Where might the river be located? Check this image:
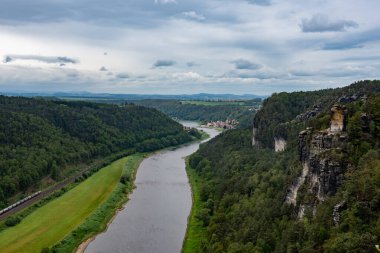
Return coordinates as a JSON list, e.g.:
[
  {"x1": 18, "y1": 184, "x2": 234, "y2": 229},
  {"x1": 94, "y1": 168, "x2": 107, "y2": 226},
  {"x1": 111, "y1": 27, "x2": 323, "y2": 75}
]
[{"x1": 85, "y1": 122, "x2": 219, "y2": 253}]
